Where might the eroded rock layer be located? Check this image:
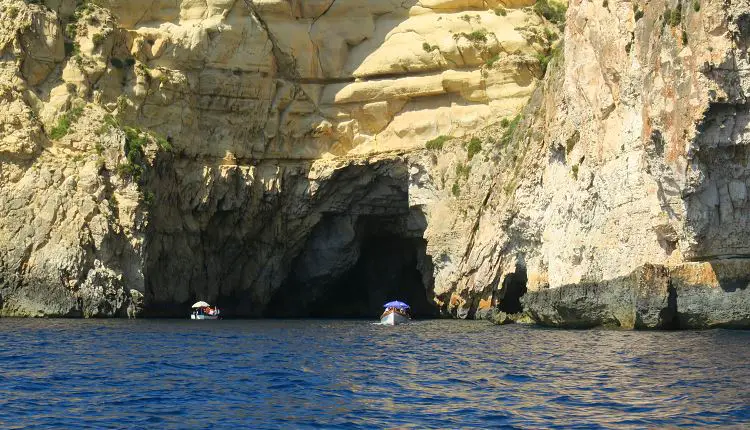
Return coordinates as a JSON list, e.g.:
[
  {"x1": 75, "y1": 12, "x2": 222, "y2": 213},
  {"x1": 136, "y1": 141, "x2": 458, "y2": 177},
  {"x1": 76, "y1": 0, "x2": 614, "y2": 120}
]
[{"x1": 0, "y1": 0, "x2": 748, "y2": 327}]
